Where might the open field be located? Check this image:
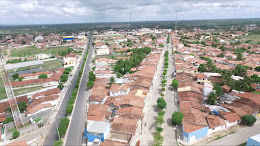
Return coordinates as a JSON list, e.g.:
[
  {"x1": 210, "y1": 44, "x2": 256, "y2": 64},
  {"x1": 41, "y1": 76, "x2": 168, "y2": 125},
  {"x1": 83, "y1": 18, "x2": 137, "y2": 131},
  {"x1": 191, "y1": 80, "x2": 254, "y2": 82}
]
[
  {"x1": 42, "y1": 59, "x2": 63, "y2": 71},
  {"x1": 13, "y1": 86, "x2": 42, "y2": 96},
  {"x1": 10, "y1": 45, "x2": 74, "y2": 57},
  {"x1": 241, "y1": 34, "x2": 260, "y2": 44},
  {"x1": 0, "y1": 79, "x2": 7, "y2": 100}
]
